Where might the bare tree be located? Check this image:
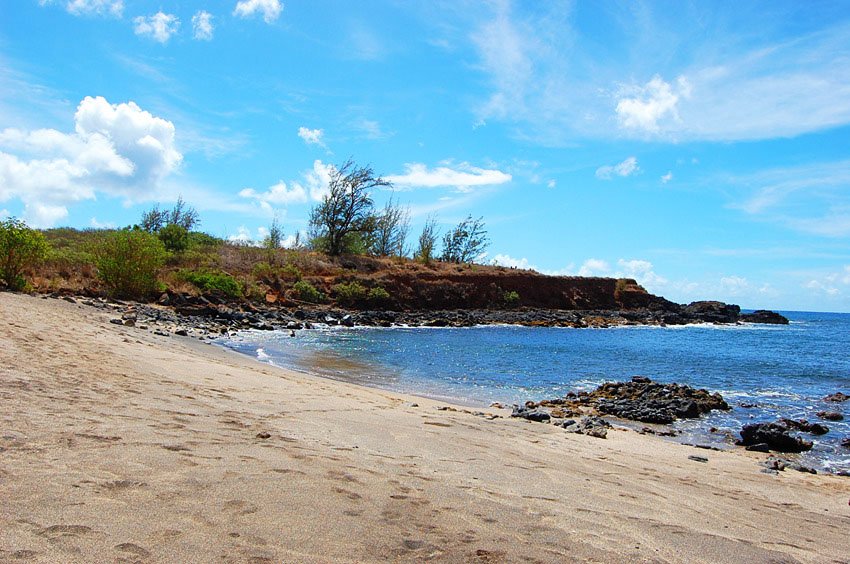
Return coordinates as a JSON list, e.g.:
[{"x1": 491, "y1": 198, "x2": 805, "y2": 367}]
[
  {"x1": 370, "y1": 197, "x2": 410, "y2": 257},
  {"x1": 414, "y1": 214, "x2": 439, "y2": 265},
  {"x1": 308, "y1": 159, "x2": 390, "y2": 256},
  {"x1": 440, "y1": 215, "x2": 488, "y2": 264}
]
